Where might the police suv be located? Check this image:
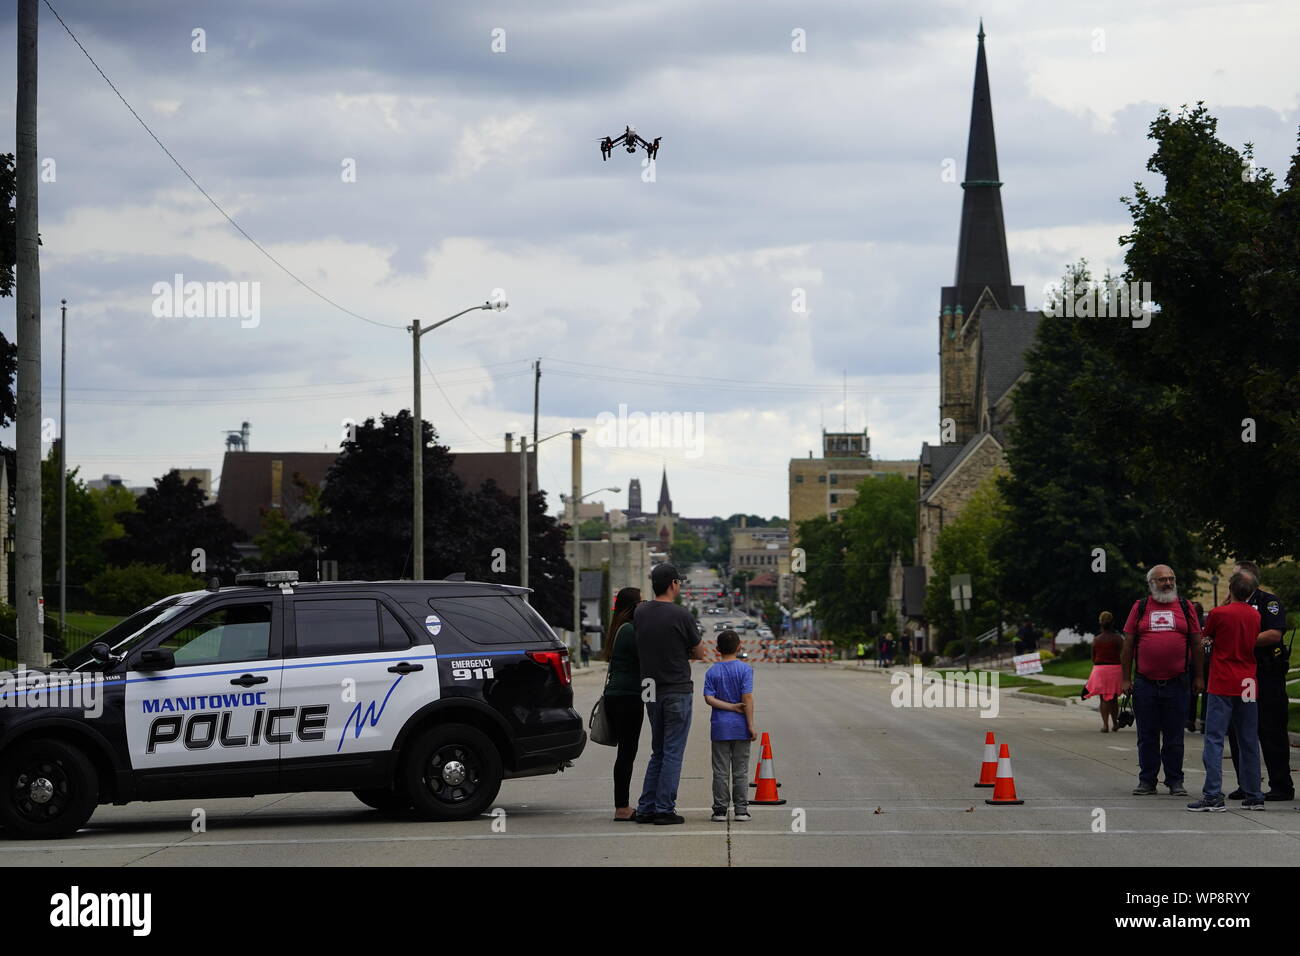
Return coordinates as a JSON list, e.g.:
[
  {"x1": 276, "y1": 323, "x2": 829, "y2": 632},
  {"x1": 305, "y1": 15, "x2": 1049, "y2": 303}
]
[{"x1": 0, "y1": 572, "x2": 586, "y2": 839}]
